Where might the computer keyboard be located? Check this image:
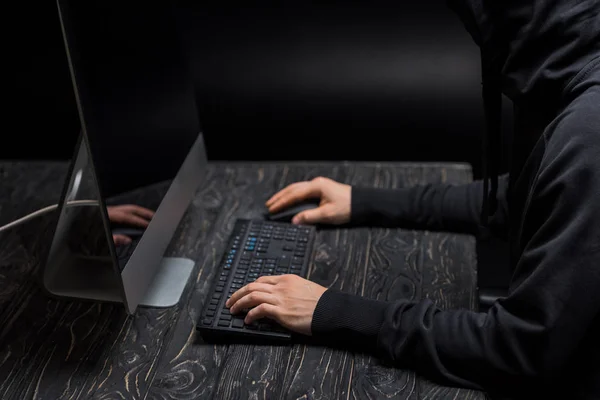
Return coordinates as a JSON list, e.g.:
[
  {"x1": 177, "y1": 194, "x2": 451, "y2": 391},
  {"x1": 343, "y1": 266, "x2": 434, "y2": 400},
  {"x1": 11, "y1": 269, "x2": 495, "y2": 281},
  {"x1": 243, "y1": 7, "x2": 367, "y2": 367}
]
[{"x1": 196, "y1": 218, "x2": 316, "y2": 340}]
